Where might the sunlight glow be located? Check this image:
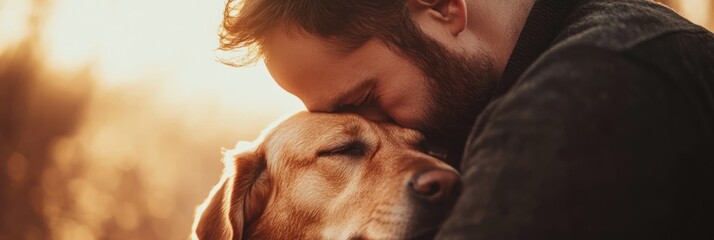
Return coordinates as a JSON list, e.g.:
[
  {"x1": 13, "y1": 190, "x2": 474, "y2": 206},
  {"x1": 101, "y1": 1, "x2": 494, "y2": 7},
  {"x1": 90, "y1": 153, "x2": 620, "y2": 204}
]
[
  {"x1": 680, "y1": 0, "x2": 712, "y2": 27},
  {"x1": 40, "y1": 0, "x2": 303, "y2": 115},
  {"x1": 0, "y1": 0, "x2": 32, "y2": 50},
  {"x1": 21, "y1": 0, "x2": 303, "y2": 239},
  {"x1": 42, "y1": 0, "x2": 103, "y2": 71},
  {"x1": 3, "y1": 0, "x2": 710, "y2": 239}
]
